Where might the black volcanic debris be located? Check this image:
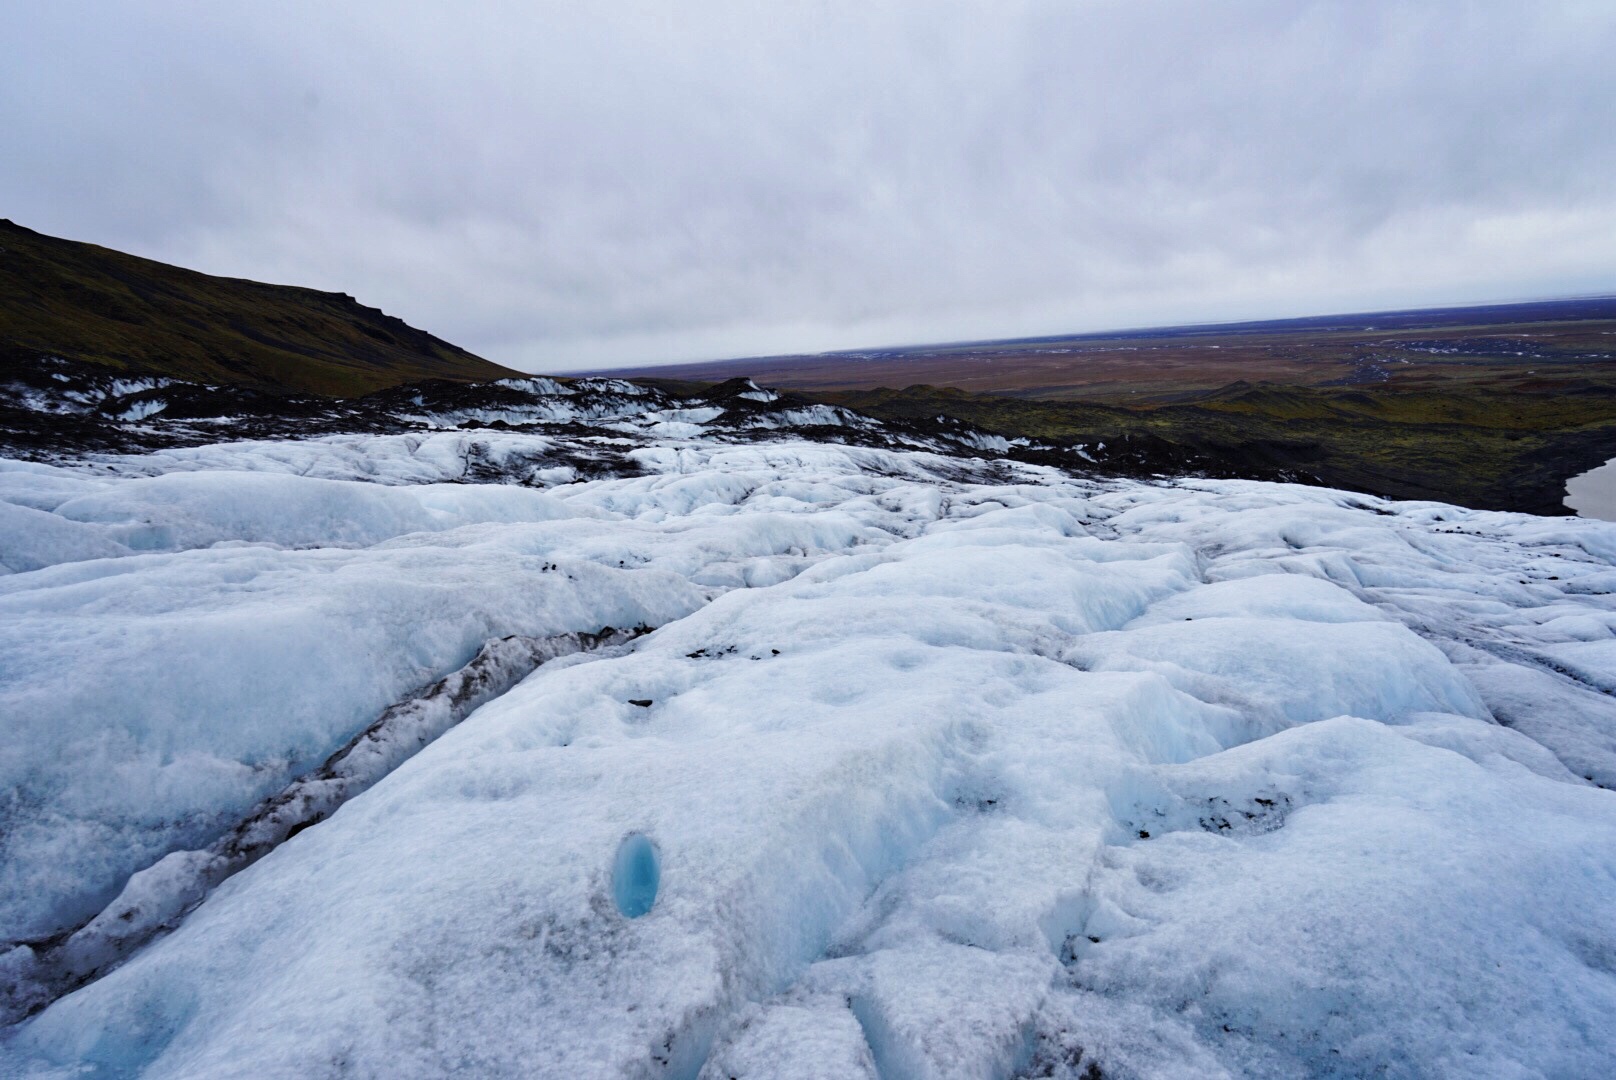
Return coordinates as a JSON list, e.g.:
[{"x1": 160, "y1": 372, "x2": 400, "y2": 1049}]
[
  {"x1": 6, "y1": 349, "x2": 1609, "y2": 513},
  {"x1": 823, "y1": 381, "x2": 1616, "y2": 516},
  {"x1": 0, "y1": 352, "x2": 1256, "y2": 489}
]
